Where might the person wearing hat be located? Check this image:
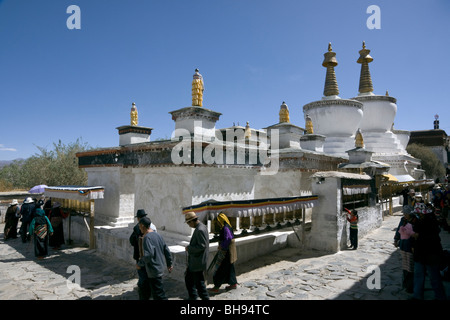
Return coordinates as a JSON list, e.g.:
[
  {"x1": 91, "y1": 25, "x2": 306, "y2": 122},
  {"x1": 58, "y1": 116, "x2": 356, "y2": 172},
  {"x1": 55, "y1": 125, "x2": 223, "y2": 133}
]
[
  {"x1": 48, "y1": 201, "x2": 68, "y2": 249},
  {"x1": 19, "y1": 197, "x2": 36, "y2": 243},
  {"x1": 129, "y1": 209, "x2": 157, "y2": 300},
  {"x1": 4, "y1": 199, "x2": 20, "y2": 240},
  {"x1": 184, "y1": 211, "x2": 210, "y2": 300},
  {"x1": 136, "y1": 216, "x2": 173, "y2": 300}
]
